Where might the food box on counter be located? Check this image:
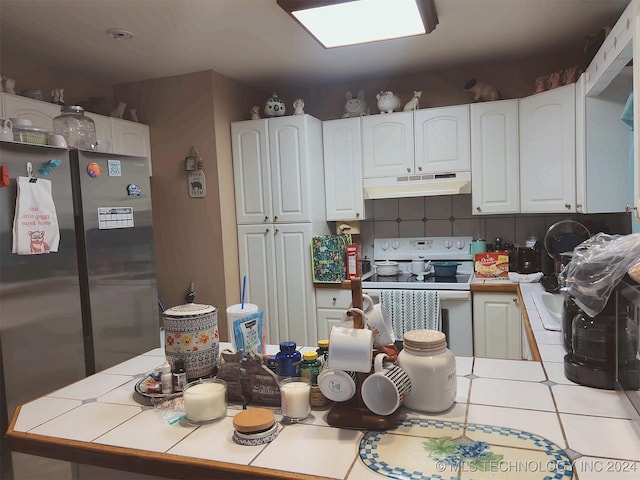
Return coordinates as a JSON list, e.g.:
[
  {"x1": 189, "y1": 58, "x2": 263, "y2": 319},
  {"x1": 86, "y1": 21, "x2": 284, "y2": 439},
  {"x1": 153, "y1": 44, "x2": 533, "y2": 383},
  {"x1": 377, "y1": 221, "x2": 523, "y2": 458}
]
[{"x1": 474, "y1": 252, "x2": 509, "y2": 278}]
